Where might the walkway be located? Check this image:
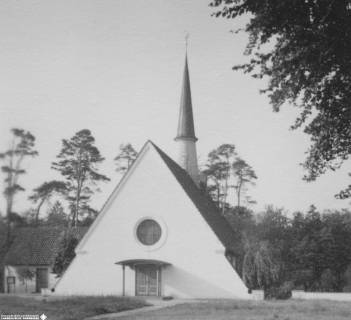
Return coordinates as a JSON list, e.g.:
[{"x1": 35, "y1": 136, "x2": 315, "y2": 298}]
[{"x1": 84, "y1": 298, "x2": 199, "y2": 320}]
